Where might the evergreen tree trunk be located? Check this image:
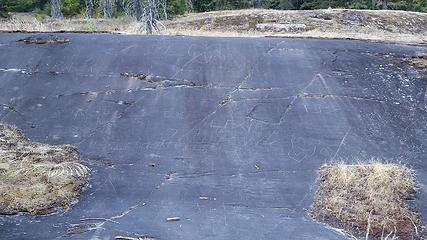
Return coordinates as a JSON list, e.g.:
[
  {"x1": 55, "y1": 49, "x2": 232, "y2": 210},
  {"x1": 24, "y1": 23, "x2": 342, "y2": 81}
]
[{"x1": 51, "y1": 0, "x2": 63, "y2": 18}]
